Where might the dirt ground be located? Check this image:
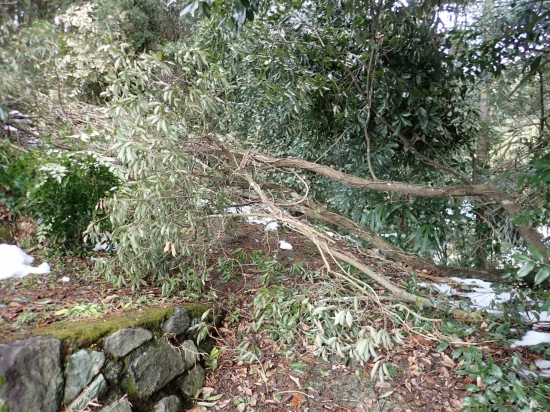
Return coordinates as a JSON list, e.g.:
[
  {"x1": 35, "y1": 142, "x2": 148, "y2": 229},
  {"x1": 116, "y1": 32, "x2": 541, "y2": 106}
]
[{"x1": 0, "y1": 223, "x2": 543, "y2": 411}]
